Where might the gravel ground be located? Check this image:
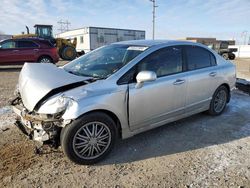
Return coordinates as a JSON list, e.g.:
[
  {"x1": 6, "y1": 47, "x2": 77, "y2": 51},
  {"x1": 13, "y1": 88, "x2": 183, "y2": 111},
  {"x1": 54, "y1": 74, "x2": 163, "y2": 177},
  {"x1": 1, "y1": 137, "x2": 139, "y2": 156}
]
[{"x1": 0, "y1": 60, "x2": 250, "y2": 187}]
